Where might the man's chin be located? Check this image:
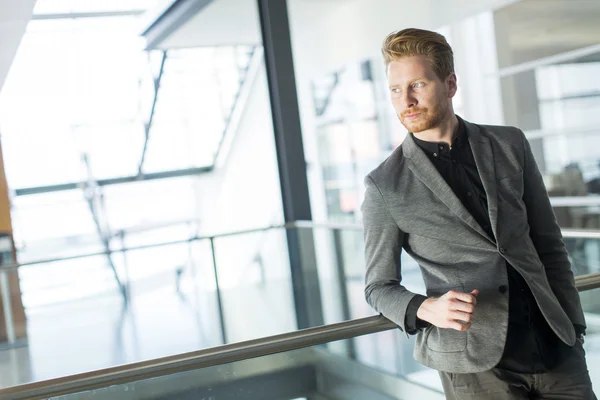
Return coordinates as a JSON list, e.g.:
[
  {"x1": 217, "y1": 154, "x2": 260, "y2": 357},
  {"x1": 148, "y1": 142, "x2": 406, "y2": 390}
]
[{"x1": 402, "y1": 120, "x2": 432, "y2": 133}]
